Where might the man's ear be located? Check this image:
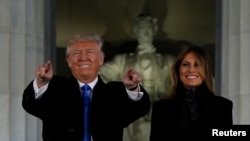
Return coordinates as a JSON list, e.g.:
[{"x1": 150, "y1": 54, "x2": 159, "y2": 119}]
[
  {"x1": 66, "y1": 57, "x2": 72, "y2": 67},
  {"x1": 99, "y1": 52, "x2": 104, "y2": 65}
]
